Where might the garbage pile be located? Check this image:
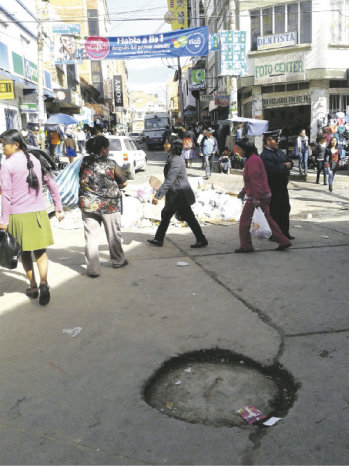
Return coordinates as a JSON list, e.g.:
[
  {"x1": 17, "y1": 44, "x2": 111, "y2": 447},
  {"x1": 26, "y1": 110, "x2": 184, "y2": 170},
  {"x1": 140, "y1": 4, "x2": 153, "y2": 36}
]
[
  {"x1": 51, "y1": 176, "x2": 242, "y2": 230},
  {"x1": 121, "y1": 176, "x2": 242, "y2": 228}
]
